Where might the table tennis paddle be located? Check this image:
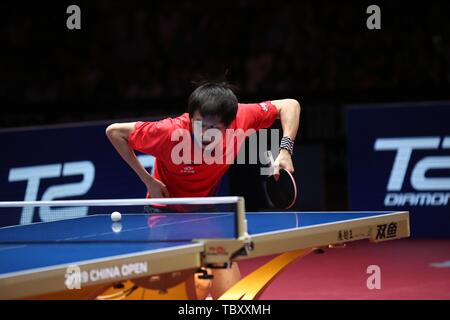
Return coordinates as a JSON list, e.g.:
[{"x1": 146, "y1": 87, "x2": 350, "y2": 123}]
[{"x1": 264, "y1": 151, "x2": 298, "y2": 209}]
